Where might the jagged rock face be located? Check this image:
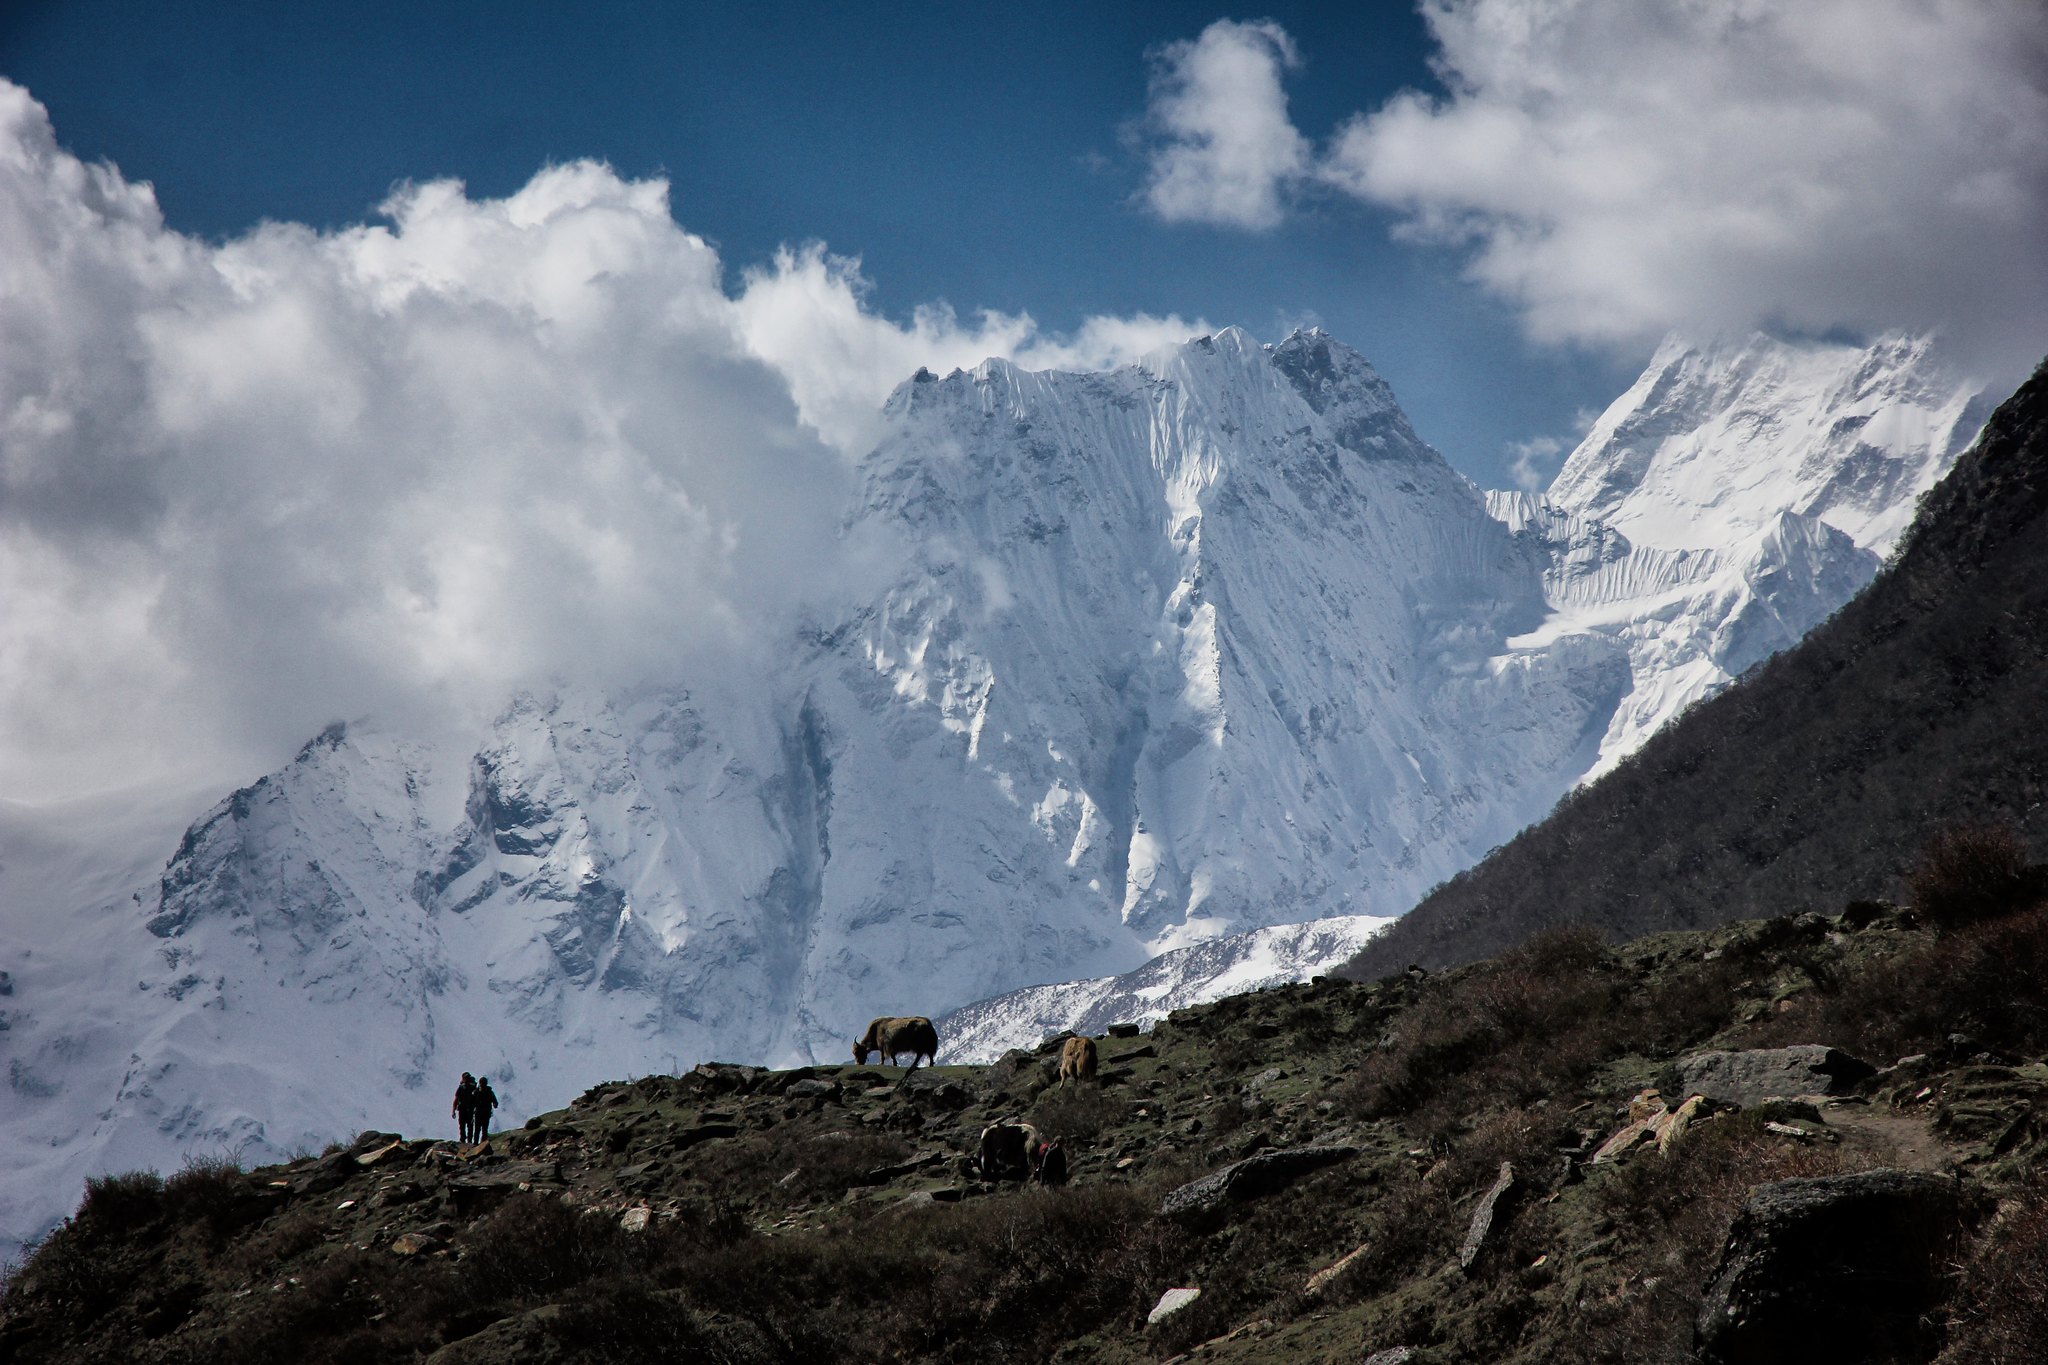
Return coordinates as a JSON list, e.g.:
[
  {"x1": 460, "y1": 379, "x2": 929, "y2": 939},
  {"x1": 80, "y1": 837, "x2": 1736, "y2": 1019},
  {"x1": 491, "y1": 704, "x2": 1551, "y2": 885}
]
[{"x1": 0, "y1": 328, "x2": 1984, "y2": 1256}]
